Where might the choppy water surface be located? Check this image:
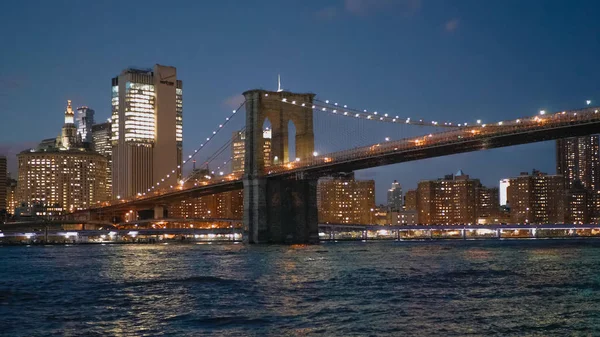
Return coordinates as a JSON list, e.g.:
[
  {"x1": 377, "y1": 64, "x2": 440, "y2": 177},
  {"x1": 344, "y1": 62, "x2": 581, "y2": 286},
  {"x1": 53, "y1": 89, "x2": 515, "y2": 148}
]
[{"x1": 1, "y1": 240, "x2": 600, "y2": 336}]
